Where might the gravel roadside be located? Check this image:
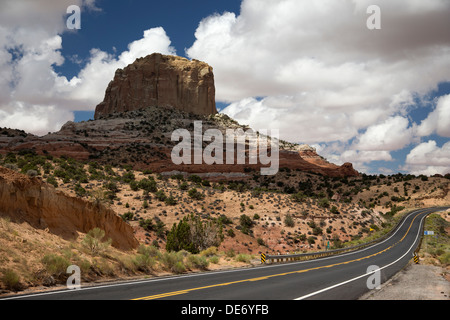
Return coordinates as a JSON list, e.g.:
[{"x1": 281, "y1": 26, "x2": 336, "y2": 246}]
[{"x1": 359, "y1": 262, "x2": 449, "y2": 300}]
